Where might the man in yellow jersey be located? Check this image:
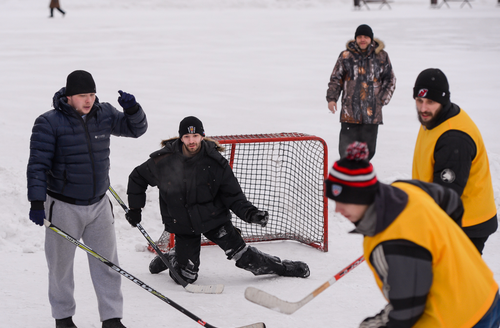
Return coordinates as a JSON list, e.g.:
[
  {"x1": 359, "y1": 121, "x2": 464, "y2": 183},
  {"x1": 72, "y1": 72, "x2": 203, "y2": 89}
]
[
  {"x1": 412, "y1": 68, "x2": 497, "y2": 254},
  {"x1": 325, "y1": 142, "x2": 500, "y2": 327}
]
